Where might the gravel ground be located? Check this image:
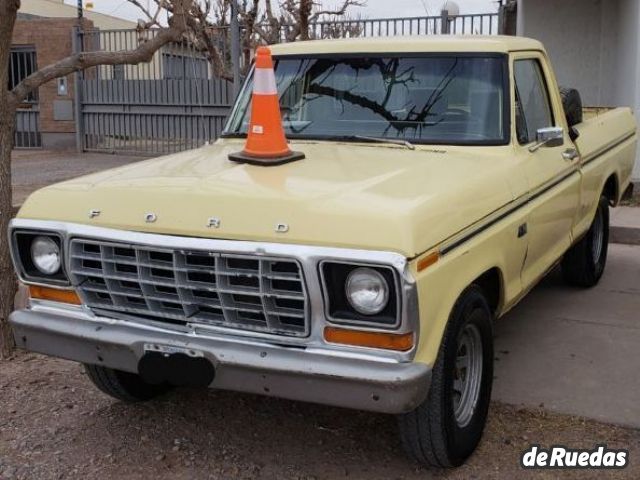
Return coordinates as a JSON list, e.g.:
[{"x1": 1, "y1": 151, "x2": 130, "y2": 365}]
[{"x1": 1, "y1": 352, "x2": 639, "y2": 480}]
